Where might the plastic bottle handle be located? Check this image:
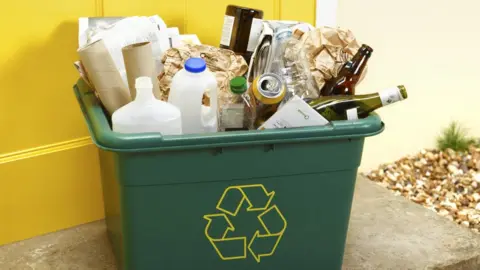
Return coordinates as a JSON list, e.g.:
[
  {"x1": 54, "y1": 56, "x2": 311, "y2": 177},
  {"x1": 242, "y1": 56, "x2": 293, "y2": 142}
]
[{"x1": 201, "y1": 74, "x2": 218, "y2": 130}]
